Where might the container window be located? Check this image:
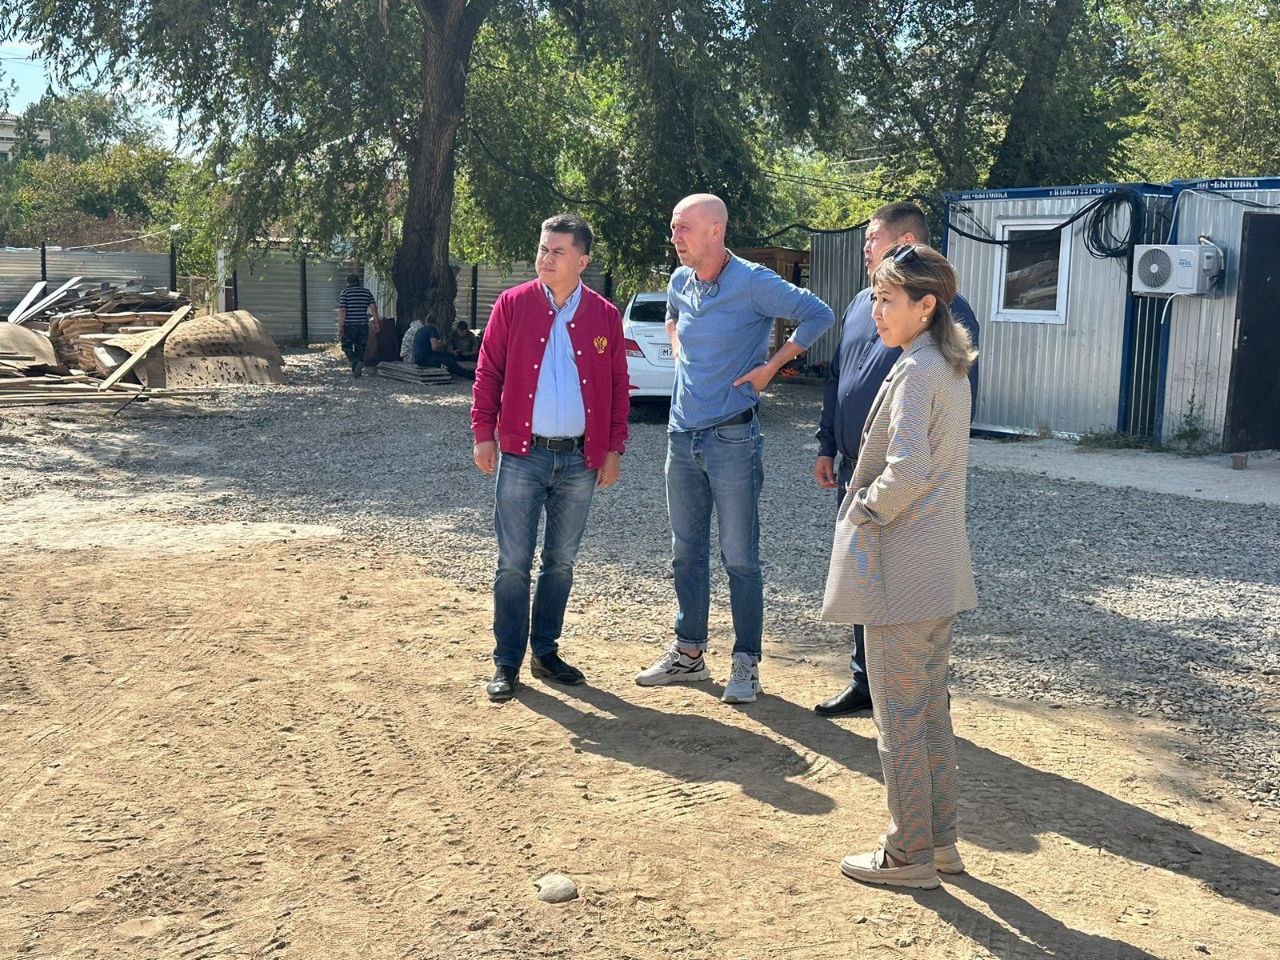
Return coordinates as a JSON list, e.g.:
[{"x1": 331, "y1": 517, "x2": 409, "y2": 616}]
[{"x1": 994, "y1": 220, "x2": 1070, "y2": 324}]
